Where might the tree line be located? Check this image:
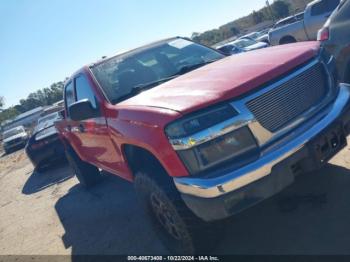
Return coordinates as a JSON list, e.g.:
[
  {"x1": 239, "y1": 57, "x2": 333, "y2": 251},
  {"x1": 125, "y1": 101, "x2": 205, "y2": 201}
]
[
  {"x1": 0, "y1": 81, "x2": 64, "y2": 126},
  {"x1": 0, "y1": 0, "x2": 314, "y2": 127},
  {"x1": 191, "y1": 0, "x2": 311, "y2": 46}
]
